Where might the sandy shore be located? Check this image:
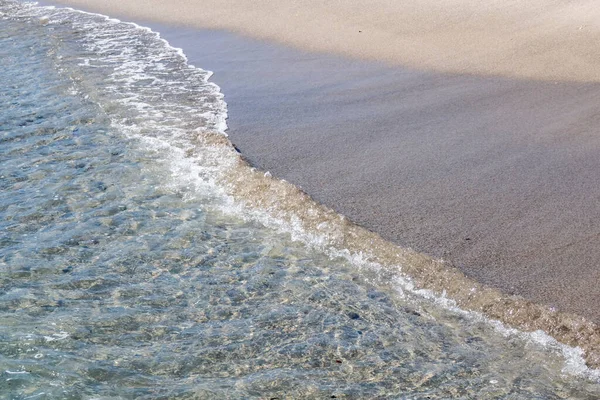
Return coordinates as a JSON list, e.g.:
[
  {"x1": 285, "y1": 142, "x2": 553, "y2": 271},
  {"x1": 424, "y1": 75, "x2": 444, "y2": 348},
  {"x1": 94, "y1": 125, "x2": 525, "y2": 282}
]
[
  {"x1": 45, "y1": 1, "x2": 600, "y2": 323},
  {"x1": 147, "y1": 26, "x2": 600, "y2": 322},
  {"x1": 50, "y1": 0, "x2": 600, "y2": 83}
]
